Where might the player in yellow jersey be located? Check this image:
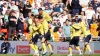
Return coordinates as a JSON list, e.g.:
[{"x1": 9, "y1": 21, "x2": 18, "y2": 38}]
[
  {"x1": 38, "y1": 15, "x2": 53, "y2": 56},
  {"x1": 28, "y1": 15, "x2": 41, "y2": 56},
  {"x1": 79, "y1": 19, "x2": 92, "y2": 56},
  {"x1": 68, "y1": 19, "x2": 82, "y2": 56},
  {"x1": 38, "y1": 8, "x2": 52, "y2": 23}
]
